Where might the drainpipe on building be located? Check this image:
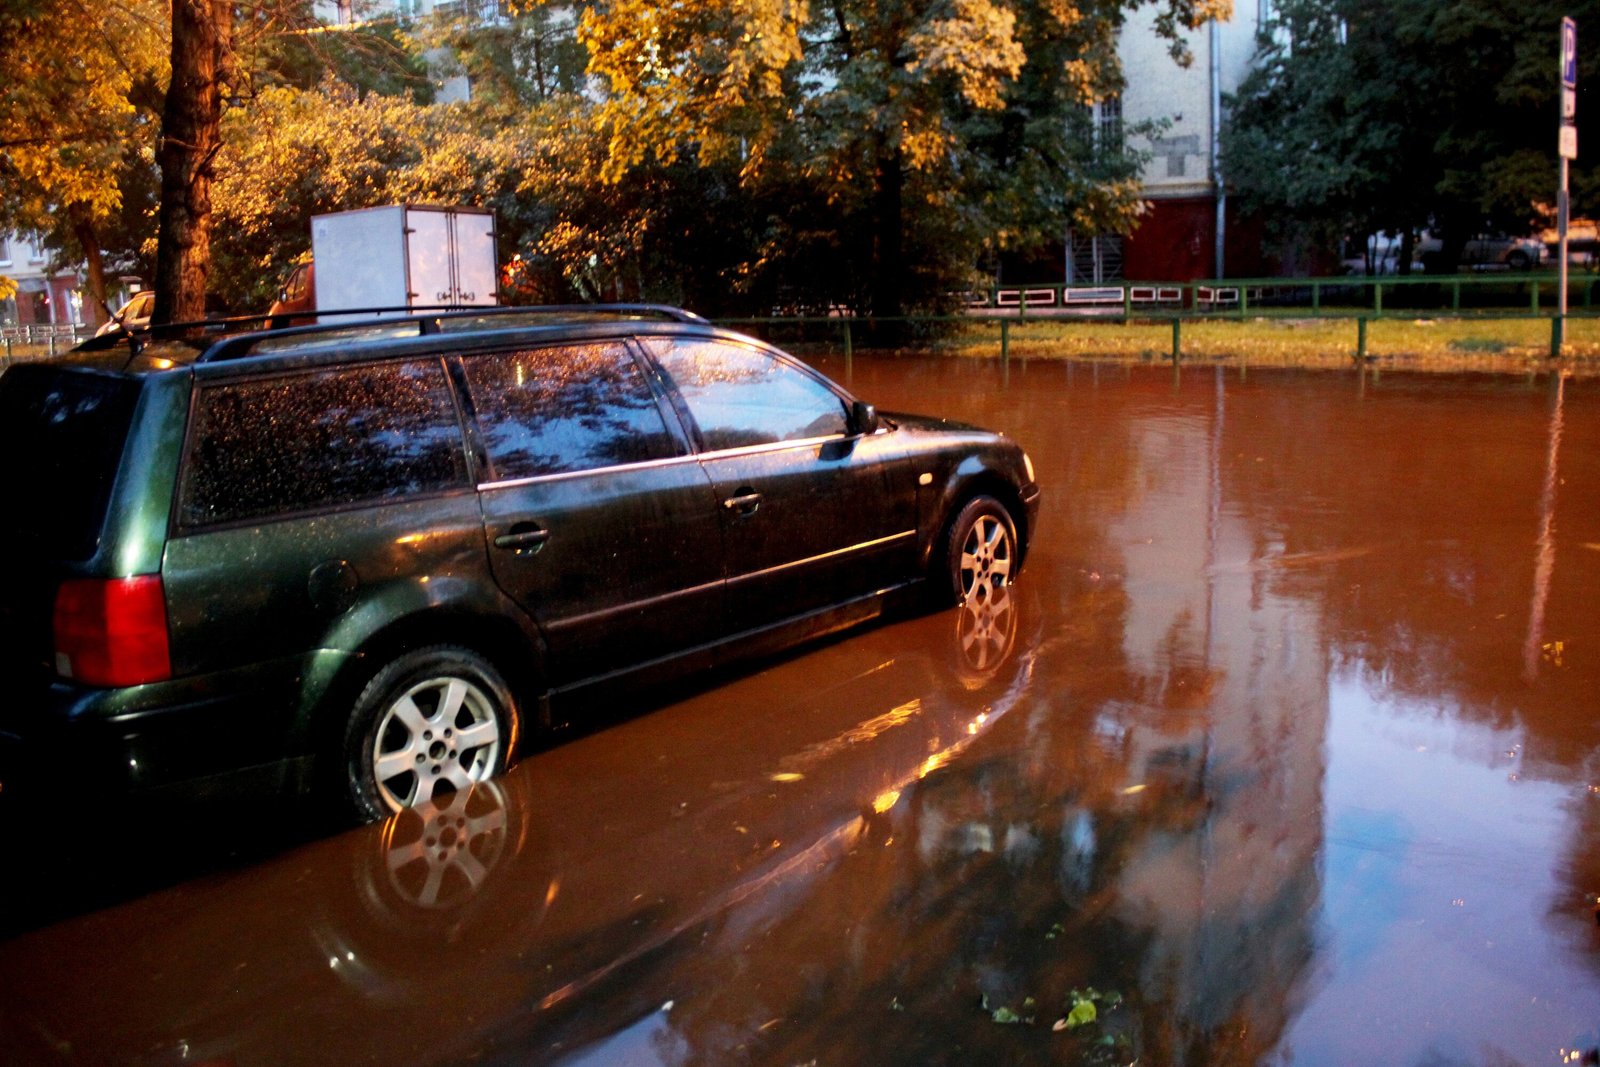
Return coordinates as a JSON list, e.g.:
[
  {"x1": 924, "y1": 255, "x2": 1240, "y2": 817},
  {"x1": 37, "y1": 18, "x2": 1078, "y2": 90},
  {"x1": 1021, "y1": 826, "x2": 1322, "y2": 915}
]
[{"x1": 1211, "y1": 19, "x2": 1225, "y2": 279}]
